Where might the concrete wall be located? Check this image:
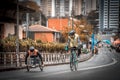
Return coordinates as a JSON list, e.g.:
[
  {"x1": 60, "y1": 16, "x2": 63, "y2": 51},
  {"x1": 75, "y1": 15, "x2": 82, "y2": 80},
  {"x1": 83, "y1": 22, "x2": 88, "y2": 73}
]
[
  {"x1": 4, "y1": 23, "x2": 23, "y2": 39},
  {"x1": 4, "y1": 23, "x2": 15, "y2": 37},
  {"x1": 19, "y1": 26, "x2": 23, "y2": 39}
]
